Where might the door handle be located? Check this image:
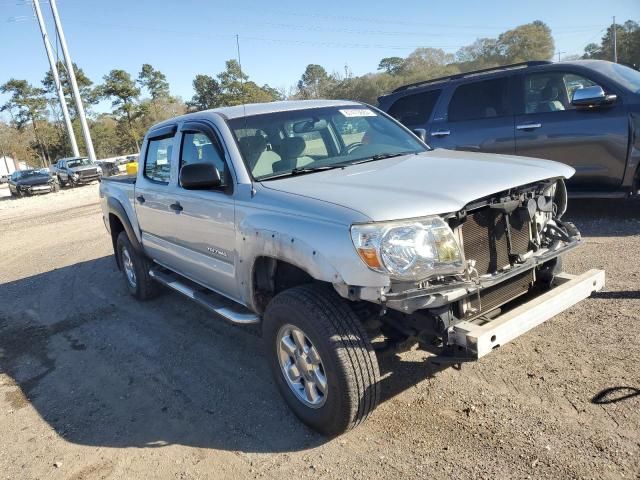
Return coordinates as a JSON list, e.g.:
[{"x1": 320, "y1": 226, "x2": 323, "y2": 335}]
[
  {"x1": 136, "y1": 195, "x2": 145, "y2": 204},
  {"x1": 516, "y1": 123, "x2": 542, "y2": 130},
  {"x1": 431, "y1": 130, "x2": 451, "y2": 137},
  {"x1": 169, "y1": 202, "x2": 183, "y2": 213}
]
